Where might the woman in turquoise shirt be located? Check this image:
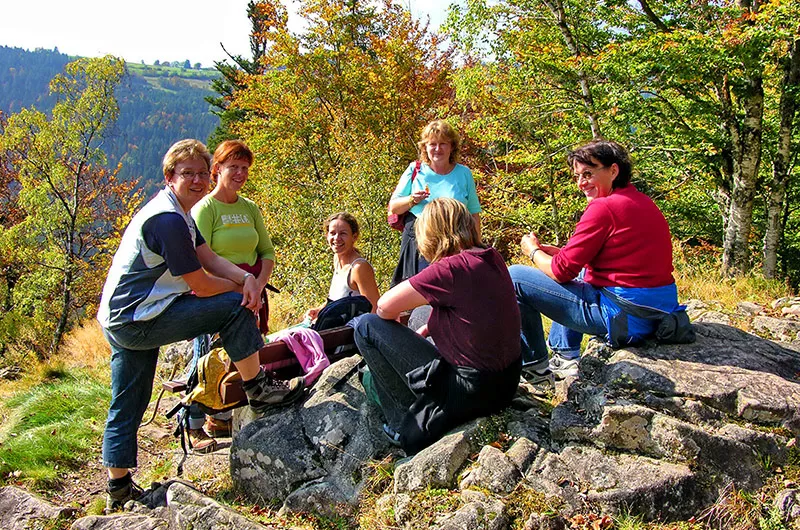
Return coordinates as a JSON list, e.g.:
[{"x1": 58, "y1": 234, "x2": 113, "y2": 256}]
[{"x1": 388, "y1": 120, "x2": 482, "y2": 286}]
